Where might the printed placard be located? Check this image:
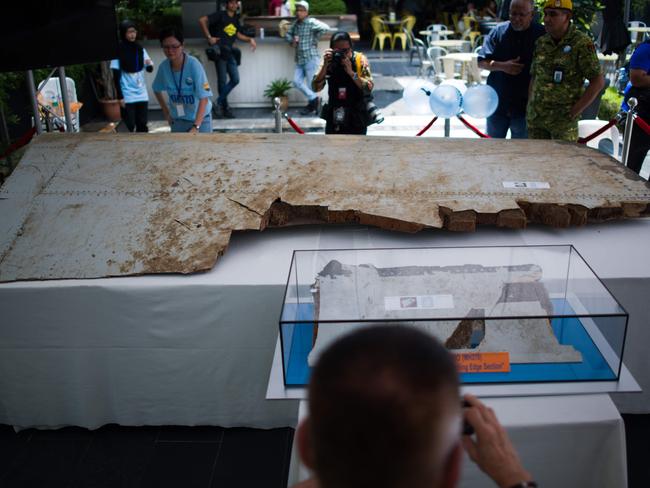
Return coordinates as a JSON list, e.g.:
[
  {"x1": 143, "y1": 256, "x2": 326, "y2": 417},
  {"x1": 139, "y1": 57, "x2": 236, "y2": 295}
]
[
  {"x1": 454, "y1": 352, "x2": 510, "y2": 373},
  {"x1": 384, "y1": 294, "x2": 454, "y2": 311},
  {"x1": 502, "y1": 181, "x2": 550, "y2": 189}
]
